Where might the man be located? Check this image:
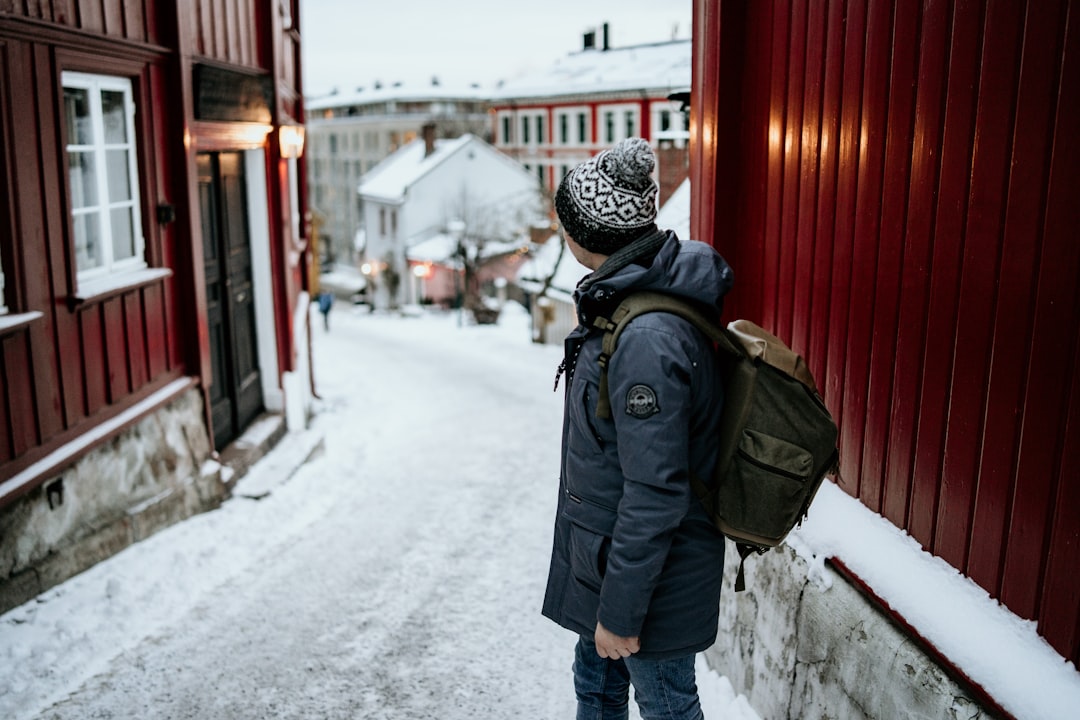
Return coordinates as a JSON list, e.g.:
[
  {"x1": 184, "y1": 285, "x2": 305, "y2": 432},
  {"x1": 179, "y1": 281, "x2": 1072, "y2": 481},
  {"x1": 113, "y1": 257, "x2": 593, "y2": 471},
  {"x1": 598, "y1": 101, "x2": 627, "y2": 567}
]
[{"x1": 543, "y1": 137, "x2": 734, "y2": 720}]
